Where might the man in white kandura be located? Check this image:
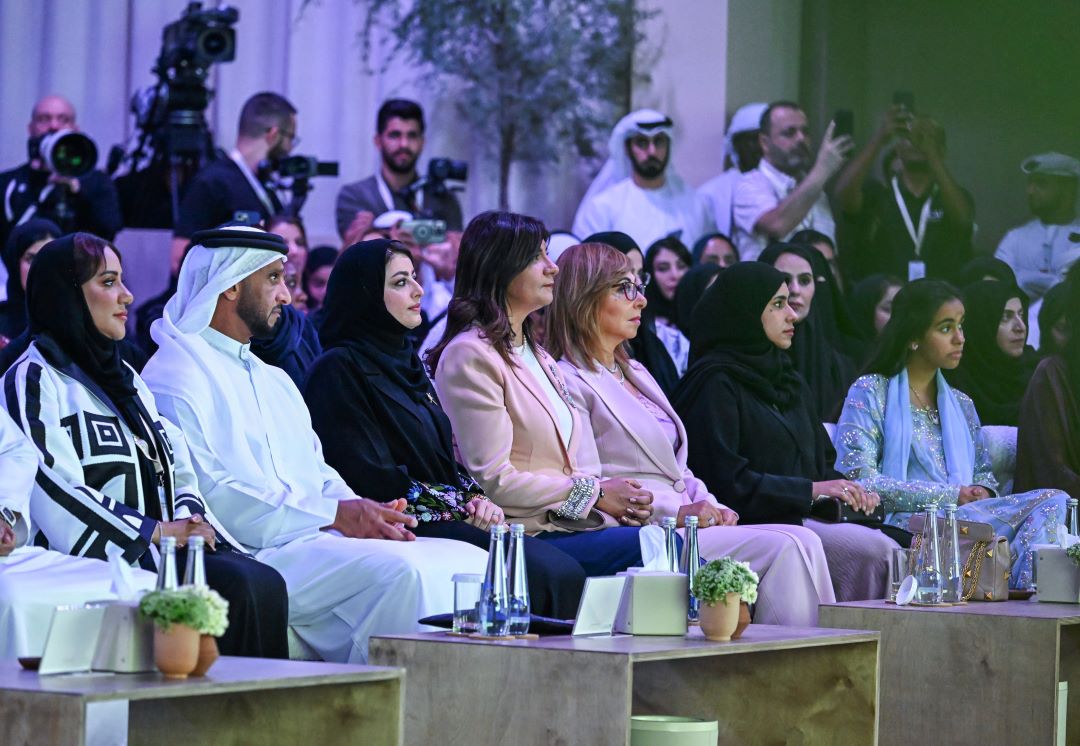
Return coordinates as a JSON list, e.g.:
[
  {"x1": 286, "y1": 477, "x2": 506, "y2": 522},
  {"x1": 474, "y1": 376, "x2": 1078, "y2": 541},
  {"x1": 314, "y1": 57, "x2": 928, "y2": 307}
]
[
  {"x1": 0, "y1": 406, "x2": 155, "y2": 658},
  {"x1": 141, "y1": 225, "x2": 485, "y2": 663},
  {"x1": 572, "y1": 108, "x2": 713, "y2": 248}
]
